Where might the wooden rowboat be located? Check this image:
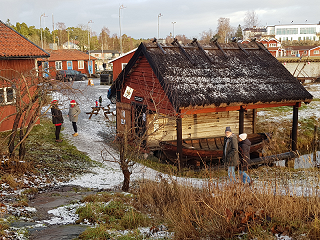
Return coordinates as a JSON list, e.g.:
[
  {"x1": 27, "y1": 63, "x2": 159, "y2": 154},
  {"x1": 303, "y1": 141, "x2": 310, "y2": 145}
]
[{"x1": 159, "y1": 133, "x2": 270, "y2": 165}]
